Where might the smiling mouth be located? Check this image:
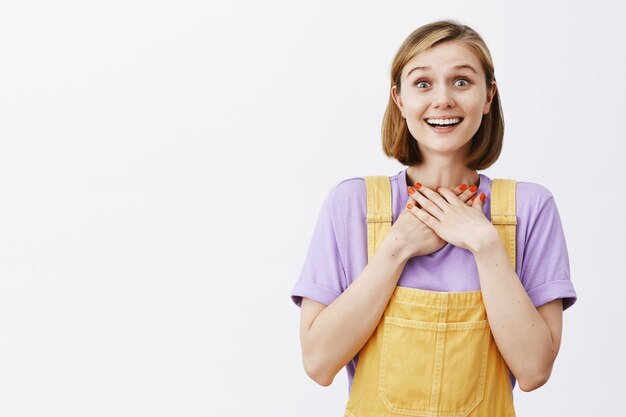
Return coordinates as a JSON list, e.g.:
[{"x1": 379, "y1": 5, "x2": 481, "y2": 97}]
[{"x1": 425, "y1": 117, "x2": 464, "y2": 128}]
